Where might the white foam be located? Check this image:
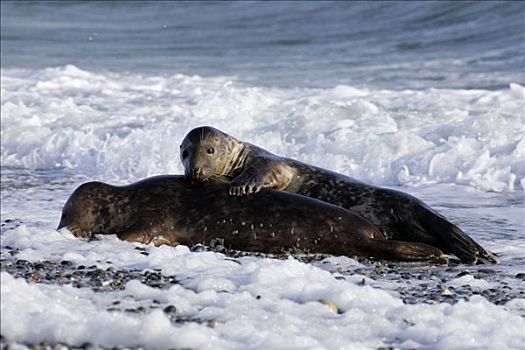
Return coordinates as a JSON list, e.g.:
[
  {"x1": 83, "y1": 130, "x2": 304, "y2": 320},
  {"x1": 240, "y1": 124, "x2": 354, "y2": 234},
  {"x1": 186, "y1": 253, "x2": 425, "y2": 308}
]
[
  {"x1": 1, "y1": 273, "x2": 218, "y2": 349},
  {"x1": 2, "y1": 226, "x2": 524, "y2": 350},
  {"x1": 1, "y1": 65, "x2": 523, "y2": 191},
  {"x1": 447, "y1": 275, "x2": 495, "y2": 291}
]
